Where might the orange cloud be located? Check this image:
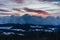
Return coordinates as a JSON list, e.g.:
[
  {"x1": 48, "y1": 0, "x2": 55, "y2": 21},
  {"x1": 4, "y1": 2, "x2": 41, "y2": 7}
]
[{"x1": 24, "y1": 8, "x2": 50, "y2": 17}]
